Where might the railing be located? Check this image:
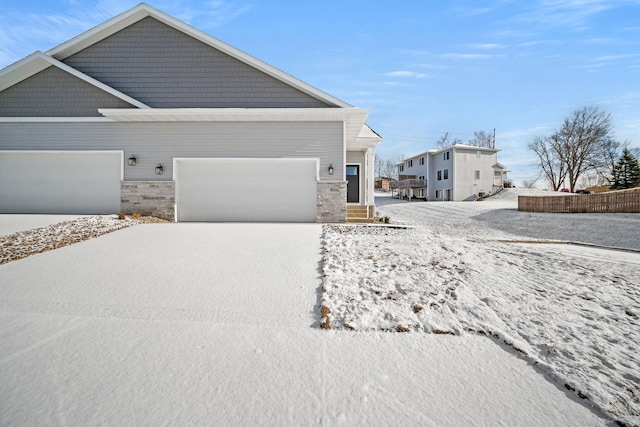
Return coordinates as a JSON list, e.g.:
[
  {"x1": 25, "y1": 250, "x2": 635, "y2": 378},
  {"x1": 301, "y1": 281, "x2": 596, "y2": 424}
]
[
  {"x1": 518, "y1": 188, "x2": 640, "y2": 213},
  {"x1": 390, "y1": 179, "x2": 426, "y2": 189}
]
